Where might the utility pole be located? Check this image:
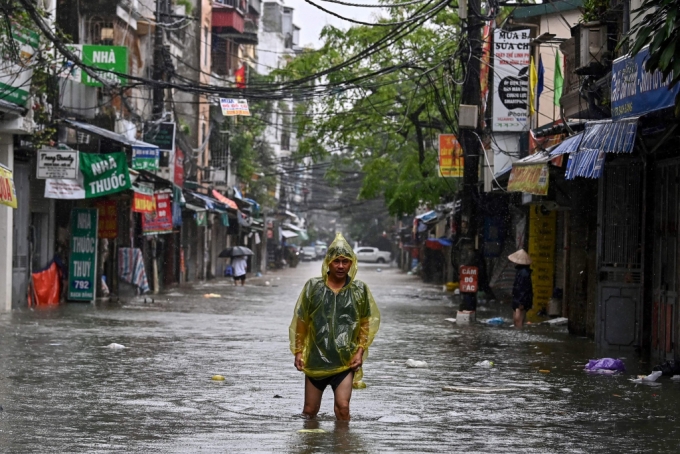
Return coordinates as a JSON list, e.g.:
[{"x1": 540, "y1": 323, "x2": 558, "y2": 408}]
[
  {"x1": 152, "y1": 0, "x2": 166, "y2": 117},
  {"x1": 457, "y1": 0, "x2": 483, "y2": 311}
]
